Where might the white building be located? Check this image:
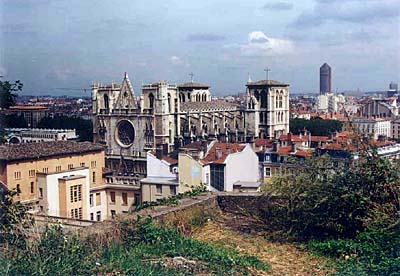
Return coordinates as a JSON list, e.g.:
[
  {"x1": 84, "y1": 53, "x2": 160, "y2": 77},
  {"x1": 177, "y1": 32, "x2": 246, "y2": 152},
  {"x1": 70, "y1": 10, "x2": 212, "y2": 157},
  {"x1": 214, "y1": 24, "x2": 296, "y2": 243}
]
[
  {"x1": 5, "y1": 128, "x2": 78, "y2": 144},
  {"x1": 201, "y1": 143, "x2": 259, "y2": 192},
  {"x1": 352, "y1": 118, "x2": 391, "y2": 139},
  {"x1": 317, "y1": 93, "x2": 345, "y2": 112}
]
